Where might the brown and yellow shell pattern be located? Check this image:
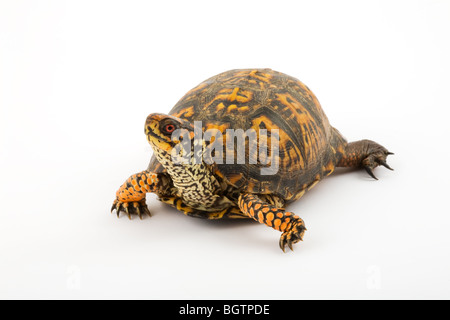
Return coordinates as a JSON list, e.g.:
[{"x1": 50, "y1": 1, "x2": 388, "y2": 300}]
[{"x1": 148, "y1": 69, "x2": 347, "y2": 203}]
